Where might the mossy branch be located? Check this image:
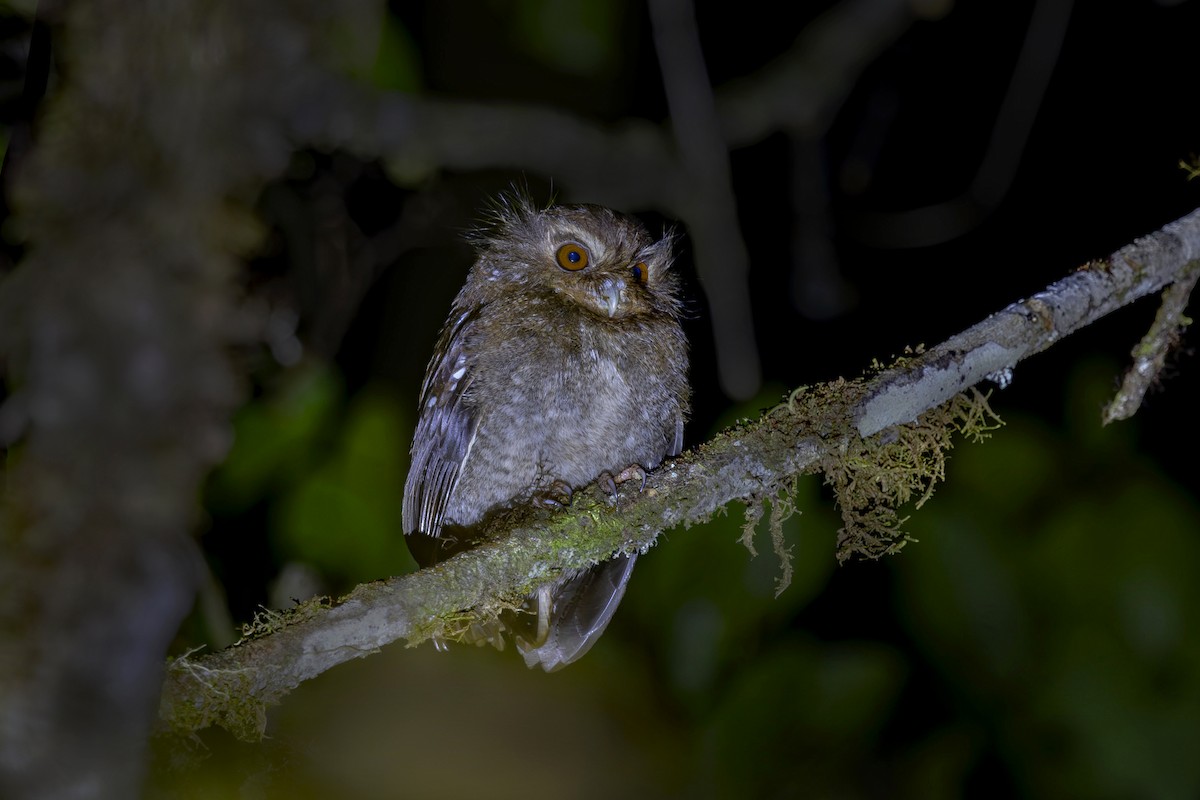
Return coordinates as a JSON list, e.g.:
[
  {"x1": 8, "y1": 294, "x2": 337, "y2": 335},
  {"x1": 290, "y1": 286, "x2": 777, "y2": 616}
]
[{"x1": 159, "y1": 207, "x2": 1200, "y2": 740}]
